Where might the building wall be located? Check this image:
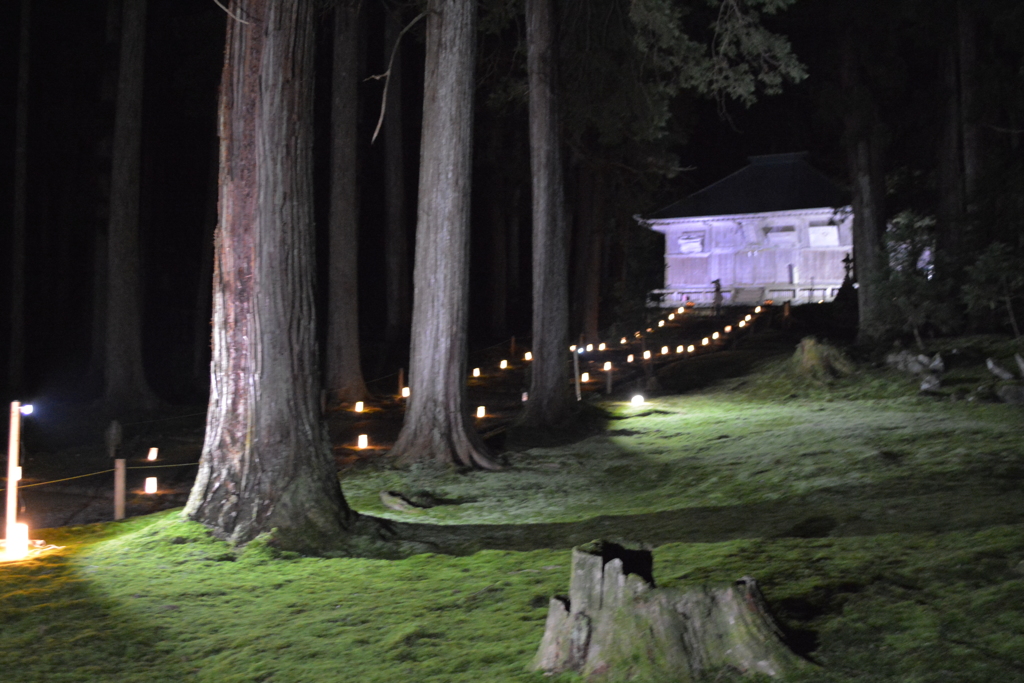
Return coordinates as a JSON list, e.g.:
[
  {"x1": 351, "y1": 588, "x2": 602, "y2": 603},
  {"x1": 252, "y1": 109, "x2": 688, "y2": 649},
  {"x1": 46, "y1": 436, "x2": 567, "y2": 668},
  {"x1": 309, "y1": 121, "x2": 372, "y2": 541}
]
[{"x1": 648, "y1": 207, "x2": 853, "y2": 306}]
